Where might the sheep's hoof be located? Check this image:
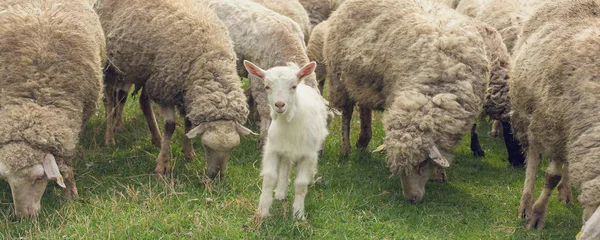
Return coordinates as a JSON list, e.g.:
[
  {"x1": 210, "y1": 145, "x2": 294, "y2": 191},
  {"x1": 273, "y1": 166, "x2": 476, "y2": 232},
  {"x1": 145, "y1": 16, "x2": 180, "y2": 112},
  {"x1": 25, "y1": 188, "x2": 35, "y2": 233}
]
[
  {"x1": 104, "y1": 138, "x2": 115, "y2": 146},
  {"x1": 525, "y1": 206, "x2": 547, "y2": 230},
  {"x1": 431, "y1": 167, "x2": 447, "y2": 183},
  {"x1": 488, "y1": 130, "x2": 499, "y2": 137},
  {"x1": 62, "y1": 186, "x2": 79, "y2": 200},
  {"x1": 151, "y1": 138, "x2": 162, "y2": 148},
  {"x1": 472, "y1": 149, "x2": 485, "y2": 158},
  {"x1": 154, "y1": 165, "x2": 170, "y2": 175},
  {"x1": 518, "y1": 192, "x2": 533, "y2": 219},
  {"x1": 183, "y1": 150, "x2": 197, "y2": 161},
  {"x1": 558, "y1": 184, "x2": 573, "y2": 205}
]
